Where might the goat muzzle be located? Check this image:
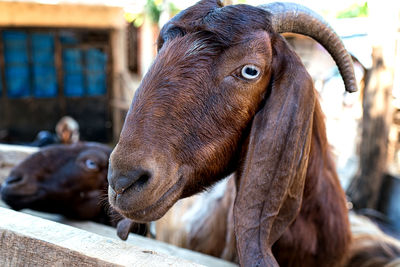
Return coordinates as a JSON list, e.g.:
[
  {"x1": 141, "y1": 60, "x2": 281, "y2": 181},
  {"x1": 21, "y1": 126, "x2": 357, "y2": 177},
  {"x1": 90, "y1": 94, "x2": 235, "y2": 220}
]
[
  {"x1": 107, "y1": 167, "x2": 152, "y2": 195},
  {"x1": 107, "y1": 153, "x2": 185, "y2": 222}
]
